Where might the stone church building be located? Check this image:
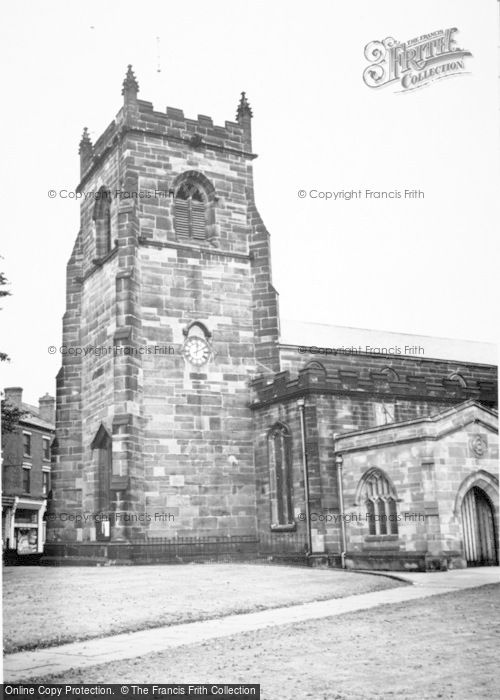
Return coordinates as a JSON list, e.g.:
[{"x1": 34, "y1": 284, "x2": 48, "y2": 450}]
[{"x1": 46, "y1": 67, "x2": 498, "y2": 570}]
